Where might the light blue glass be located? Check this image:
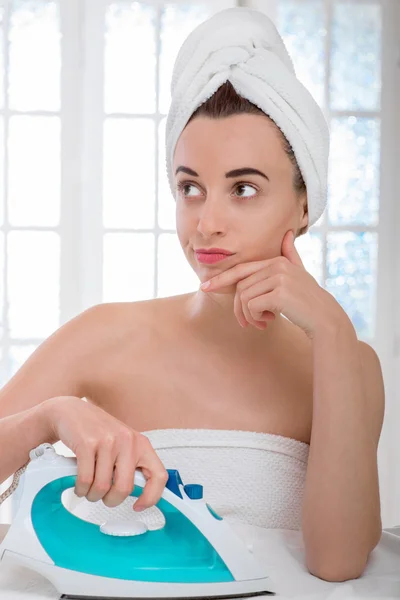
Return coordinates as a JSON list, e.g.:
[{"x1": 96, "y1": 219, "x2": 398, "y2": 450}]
[
  {"x1": 7, "y1": 231, "x2": 60, "y2": 339},
  {"x1": 0, "y1": 117, "x2": 3, "y2": 226},
  {"x1": 158, "y1": 233, "x2": 199, "y2": 297},
  {"x1": 277, "y1": 0, "x2": 326, "y2": 107},
  {"x1": 158, "y1": 116, "x2": 175, "y2": 230},
  {"x1": 159, "y1": 5, "x2": 218, "y2": 114},
  {"x1": 105, "y1": 2, "x2": 157, "y2": 114},
  {"x1": 326, "y1": 232, "x2": 377, "y2": 339},
  {"x1": 328, "y1": 117, "x2": 380, "y2": 226},
  {"x1": 103, "y1": 118, "x2": 155, "y2": 229},
  {"x1": 0, "y1": 5, "x2": 3, "y2": 110},
  {"x1": 9, "y1": 0, "x2": 60, "y2": 111},
  {"x1": 330, "y1": 2, "x2": 381, "y2": 111},
  {"x1": 8, "y1": 116, "x2": 61, "y2": 227},
  {"x1": 295, "y1": 230, "x2": 323, "y2": 286},
  {"x1": 0, "y1": 231, "x2": 3, "y2": 342},
  {"x1": 9, "y1": 344, "x2": 38, "y2": 378},
  {"x1": 0, "y1": 347, "x2": 6, "y2": 389},
  {"x1": 103, "y1": 233, "x2": 155, "y2": 303}
]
